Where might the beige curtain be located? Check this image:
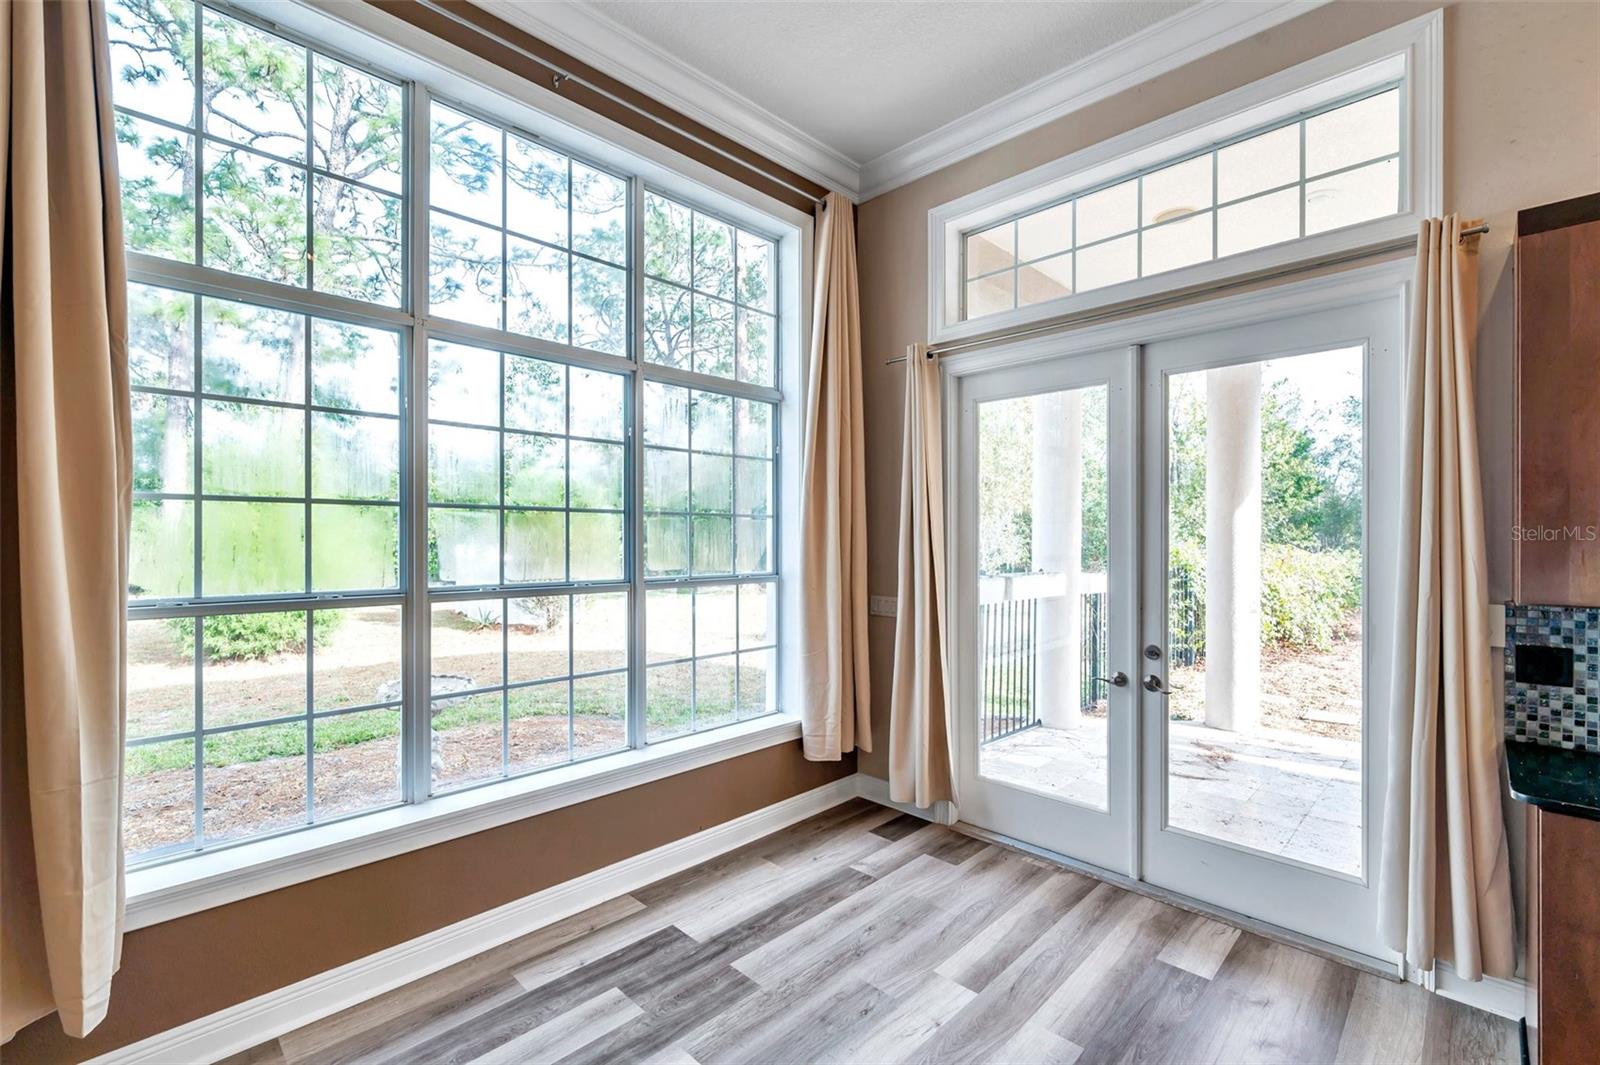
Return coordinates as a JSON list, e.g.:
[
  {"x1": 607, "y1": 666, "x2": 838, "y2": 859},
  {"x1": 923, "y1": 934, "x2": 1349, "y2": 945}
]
[
  {"x1": 1377, "y1": 216, "x2": 1515, "y2": 982},
  {"x1": 1, "y1": 0, "x2": 131, "y2": 1042},
  {"x1": 888, "y1": 345, "x2": 954, "y2": 808},
  {"x1": 798, "y1": 192, "x2": 871, "y2": 760}
]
